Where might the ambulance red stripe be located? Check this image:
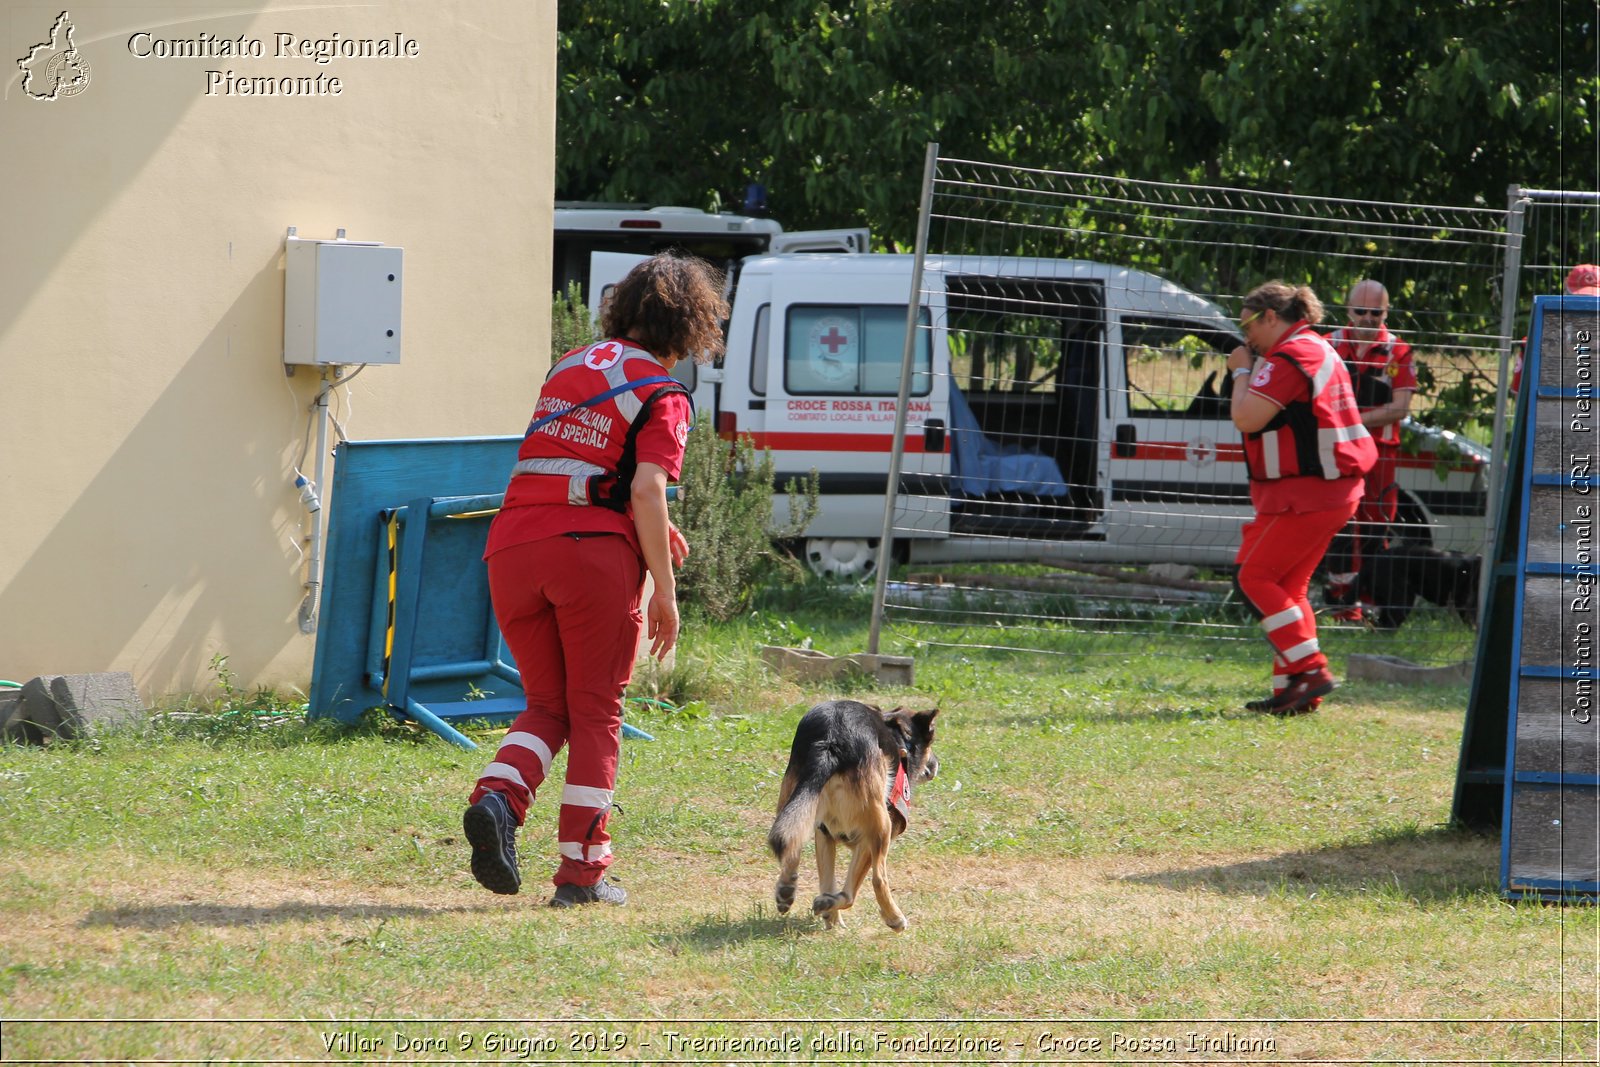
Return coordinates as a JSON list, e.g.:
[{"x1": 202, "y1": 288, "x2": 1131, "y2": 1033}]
[
  {"x1": 720, "y1": 433, "x2": 1478, "y2": 471},
  {"x1": 1123, "y1": 441, "x2": 1475, "y2": 472}
]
